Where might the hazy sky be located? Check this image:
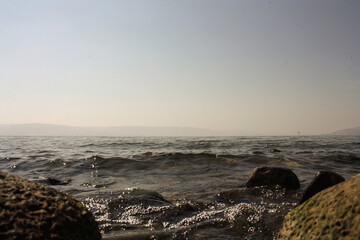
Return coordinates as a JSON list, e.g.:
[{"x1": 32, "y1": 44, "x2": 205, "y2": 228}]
[{"x1": 1, "y1": 0, "x2": 359, "y2": 135}]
